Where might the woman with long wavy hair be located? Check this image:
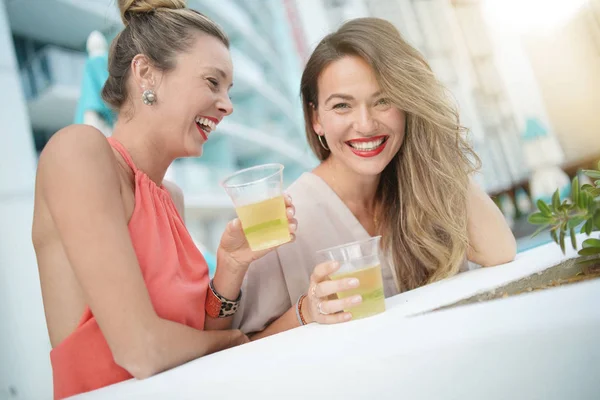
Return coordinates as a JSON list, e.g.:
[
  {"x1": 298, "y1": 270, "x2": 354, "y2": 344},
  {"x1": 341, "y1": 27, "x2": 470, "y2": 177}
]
[{"x1": 234, "y1": 17, "x2": 515, "y2": 338}]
